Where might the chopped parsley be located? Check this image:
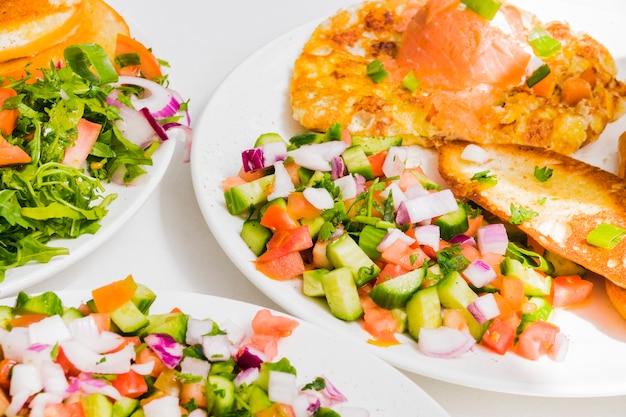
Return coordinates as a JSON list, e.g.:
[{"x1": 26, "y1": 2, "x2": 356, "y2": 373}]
[
  {"x1": 471, "y1": 170, "x2": 497, "y2": 186},
  {"x1": 534, "y1": 165, "x2": 553, "y2": 182},
  {"x1": 509, "y1": 203, "x2": 538, "y2": 224}
]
